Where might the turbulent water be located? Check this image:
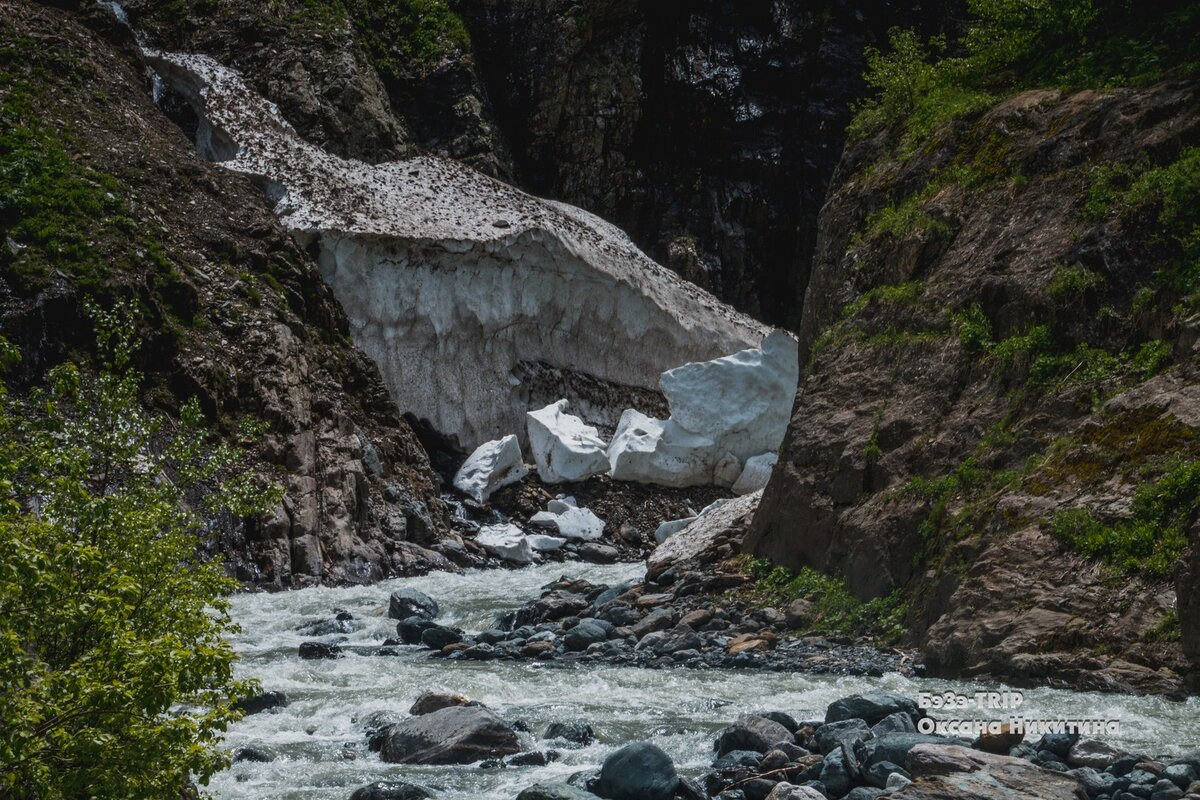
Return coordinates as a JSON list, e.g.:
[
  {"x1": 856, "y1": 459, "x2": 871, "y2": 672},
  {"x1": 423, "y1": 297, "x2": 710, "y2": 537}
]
[{"x1": 209, "y1": 562, "x2": 1200, "y2": 799}]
